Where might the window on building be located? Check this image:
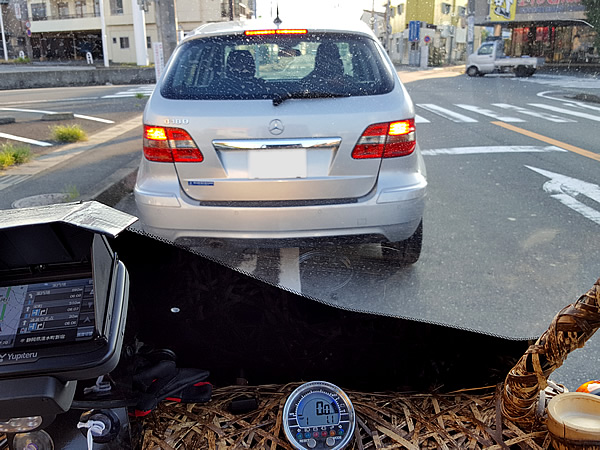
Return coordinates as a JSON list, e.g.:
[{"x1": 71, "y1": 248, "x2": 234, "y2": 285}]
[
  {"x1": 221, "y1": 2, "x2": 226, "y2": 17},
  {"x1": 75, "y1": 0, "x2": 86, "y2": 17},
  {"x1": 112, "y1": 37, "x2": 117, "y2": 44},
  {"x1": 31, "y1": 2, "x2": 47, "y2": 20},
  {"x1": 457, "y1": 6, "x2": 466, "y2": 16},
  {"x1": 397, "y1": 4, "x2": 404, "y2": 15},
  {"x1": 120, "y1": 37, "x2": 130, "y2": 49},
  {"x1": 110, "y1": 0, "x2": 123, "y2": 15},
  {"x1": 147, "y1": 36, "x2": 151, "y2": 49},
  {"x1": 441, "y1": 3, "x2": 451, "y2": 14},
  {"x1": 94, "y1": 0, "x2": 100, "y2": 15},
  {"x1": 57, "y1": 2, "x2": 69, "y2": 18}
]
